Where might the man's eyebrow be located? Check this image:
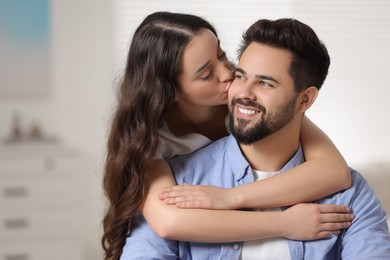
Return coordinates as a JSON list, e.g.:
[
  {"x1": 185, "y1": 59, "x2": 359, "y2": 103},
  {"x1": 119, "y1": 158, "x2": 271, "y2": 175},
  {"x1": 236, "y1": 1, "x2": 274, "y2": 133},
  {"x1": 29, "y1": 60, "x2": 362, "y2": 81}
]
[
  {"x1": 256, "y1": 75, "x2": 280, "y2": 84},
  {"x1": 234, "y1": 67, "x2": 280, "y2": 84},
  {"x1": 234, "y1": 67, "x2": 246, "y2": 74}
]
